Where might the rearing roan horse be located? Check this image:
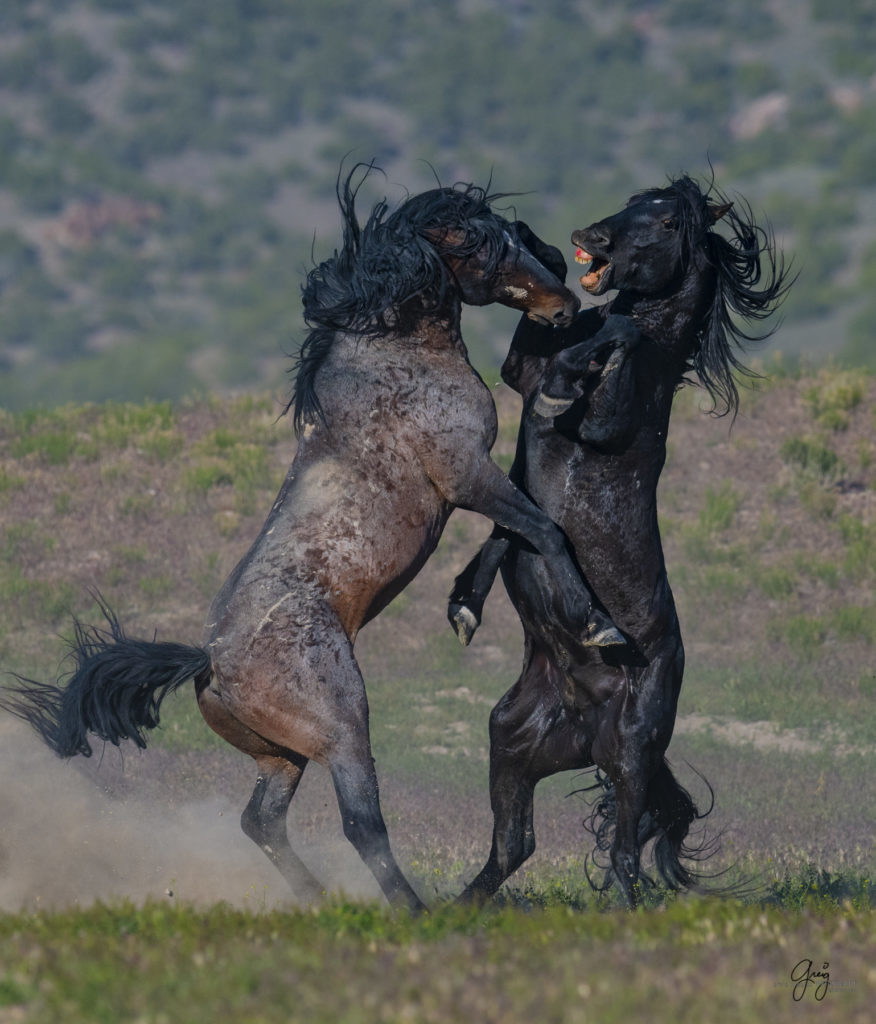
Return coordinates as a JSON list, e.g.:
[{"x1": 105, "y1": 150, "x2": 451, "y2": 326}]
[
  {"x1": 448, "y1": 175, "x2": 792, "y2": 907},
  {"x1": 1, "y1": 168, "x2": 623, "y2": 911}
]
